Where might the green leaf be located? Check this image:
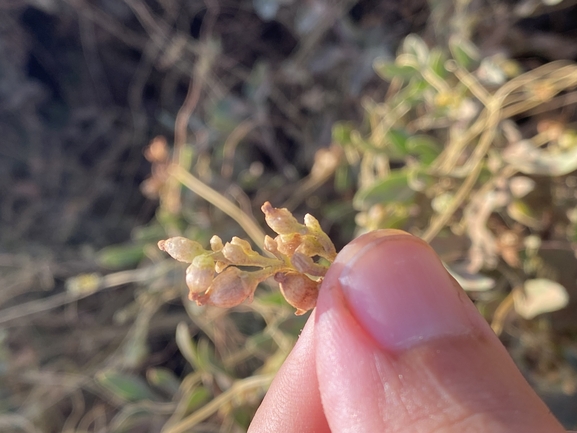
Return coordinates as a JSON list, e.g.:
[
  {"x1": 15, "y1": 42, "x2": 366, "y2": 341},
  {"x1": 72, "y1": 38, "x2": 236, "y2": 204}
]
[
  {"x1": 506, "y1": 200, "x2": 543, "y2": 229},
  {"x1": 387, "y1": 128, "x2": 410, "y2": 156},
  {"x1": 147, "y1": 367, "x2": 181, "y2": 396},
  {"x1": 406, "y1": 135, "x2": 441, "y2": 165},
  {"x1": 514, "y1": 279, "x2": 569, "y2": 319},
  {"x1": 255, "y1": 290, "x2": 288, "y2": 308},
  {"x1": 373, "y1": 58, "x2": 416, "y2": 81},
  {"x1": 407, "y1": 166, "x2": 434, "y2": 192},
  {"x1": 428, "y1": 48, "x2": 448, "y2": 79},
  {"x1": 353, "y1": 170, "x2": 415, "y2": 210},
  {"x1": 402, "y1": 34, "x2": 429, "y2": 65},
  {"x1": 186, "y1": 386, "x2": 211, "y2": 411},
  {"x1": 132, "y1": 223, "x2": 166, "y2": 242},
  {"x1": 97, "y1": 244, "x2": 145, "y2": 269},
  {"x1": 332, "y1": 122, "x2": 355, "y2": 146},
  {"x1": 96, "y1": 370, "x2": 160, "y2": 402},
  {"x1": 399, "y1": 78, "x2": 430, "y2": 105},
  {"x1": 176, "y1": 322, "x2": 206, "y2": 372},
  {"x1": 350, "y1": 129, "x2": 376, "y2": 152},
  {"x1": 449, "y1": 36, "x2": 479, "y2": 69}
]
